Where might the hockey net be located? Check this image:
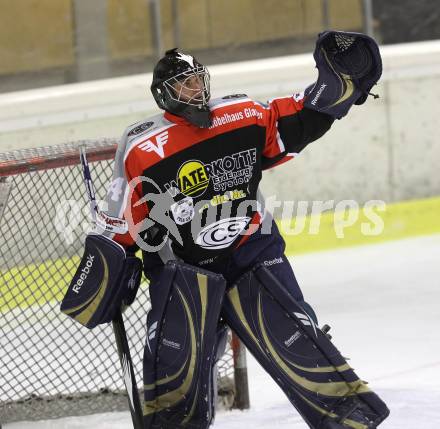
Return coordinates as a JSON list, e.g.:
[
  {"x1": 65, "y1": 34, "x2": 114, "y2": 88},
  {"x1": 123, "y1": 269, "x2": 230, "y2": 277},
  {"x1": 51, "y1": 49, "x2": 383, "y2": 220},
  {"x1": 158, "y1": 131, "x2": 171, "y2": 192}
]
[{"x1": 0, "y1": 140, "x2": 249, "y2": 425}]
